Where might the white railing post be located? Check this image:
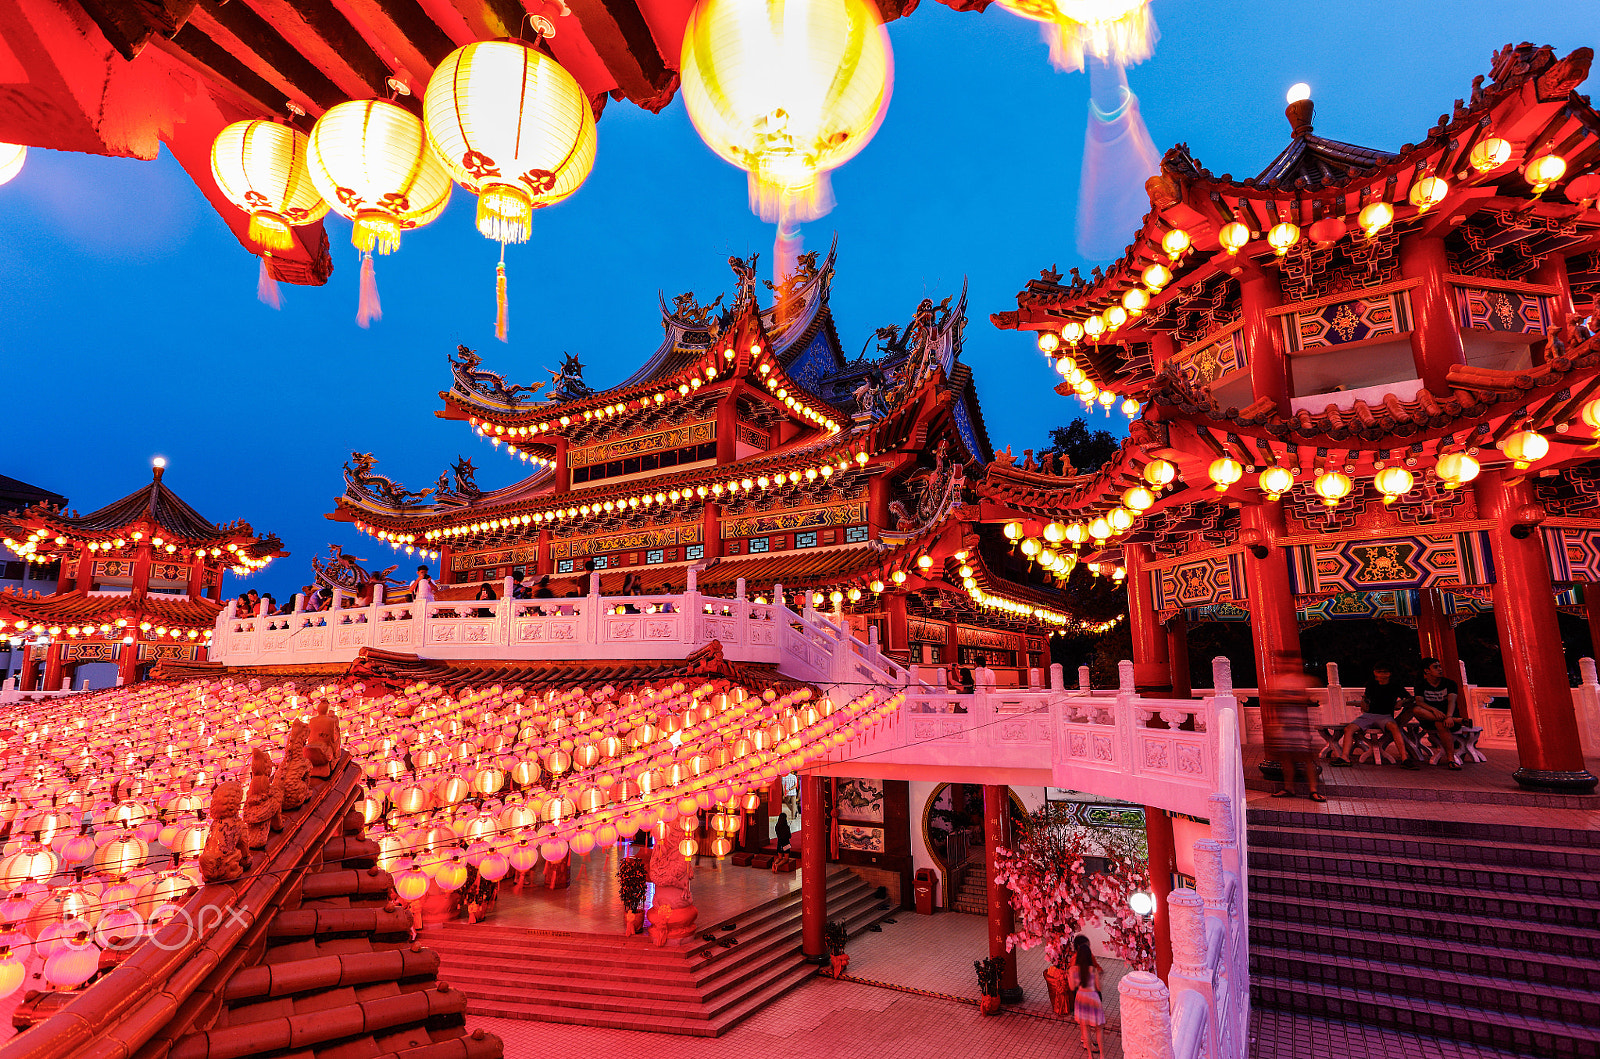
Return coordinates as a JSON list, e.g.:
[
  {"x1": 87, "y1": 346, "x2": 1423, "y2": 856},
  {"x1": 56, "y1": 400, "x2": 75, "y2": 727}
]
[
  {"x1": 589, "y1": 568, "x2": 604, "y2": 645},
  {"x1": 293, "y1": 593, "x2": 305, "y2": 614},
  {"x1": 1050, "y1": 662, "x2": 1064, "y2": 691},
  {"x1": 1078, "y1": 664, "x2": 1091, "y2": 691},
  {"x1": 733, "y1": 577, "x2": 748, "y2": 647},
  {"x1": 1166, "y1": 887, "x2": 1218, "y2": 1054},
  {"x1": 1324, "y1": 661, "x2": 1343, "y2": 724},
  {"x1": 1118, "y1": 659, "x2": 1136, "y2": 694},
  {"x1": 1119, "y1": 971, "x2": 1177, "y2": 1059}
]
